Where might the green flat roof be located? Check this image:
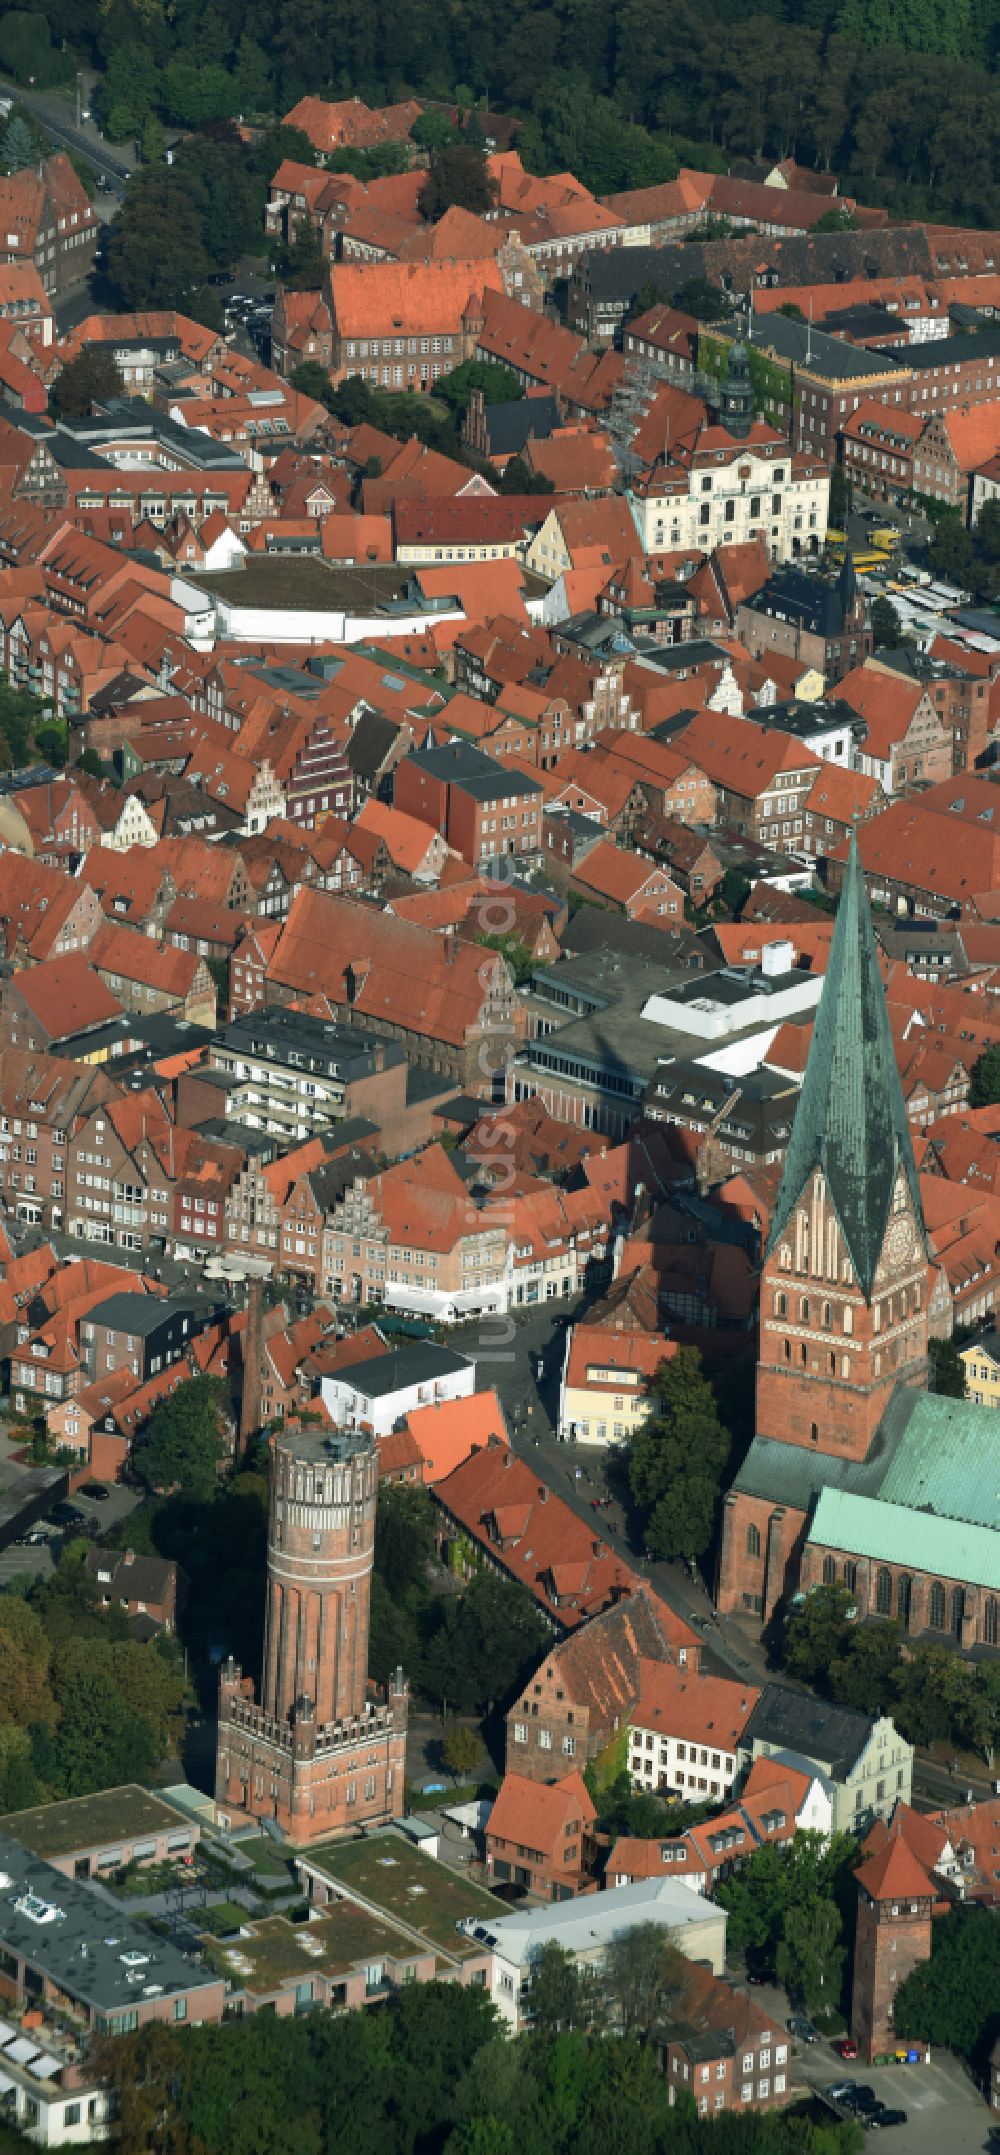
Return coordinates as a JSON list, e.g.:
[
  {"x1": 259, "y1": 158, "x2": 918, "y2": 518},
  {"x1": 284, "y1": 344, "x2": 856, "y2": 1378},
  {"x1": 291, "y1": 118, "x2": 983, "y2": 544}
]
[
  {"x1": 299, "y1": 1833, "x2": 506, "y2": 1959},
  {"x1": 808, "y1": 1486, "x2": 1000, "y2": 1590},
  {"x1": 203, "y1": 1904, "x2": 419, "y2": 1994},
  {"x1": 1, "y1": 1786, "x2": 191, "y2": 1859}
]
